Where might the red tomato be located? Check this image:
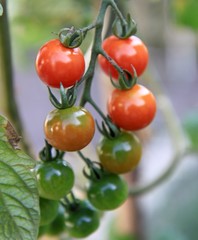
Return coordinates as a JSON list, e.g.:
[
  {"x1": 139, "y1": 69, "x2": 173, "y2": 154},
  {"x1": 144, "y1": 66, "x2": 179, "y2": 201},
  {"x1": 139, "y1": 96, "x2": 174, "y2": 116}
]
[
  {"x1": 98, "y1": 35, "x2": 149, "y2": 79},
  {"x1": 107, "y1": 84, "x2": 157, "y2": 131},
  {"x1": 44, "y1": 106, "x2": 95, "y2": 151},
  {"x1": 35, "y1": 39, "x2": 85, "y2": 88}
]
